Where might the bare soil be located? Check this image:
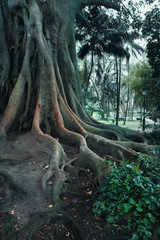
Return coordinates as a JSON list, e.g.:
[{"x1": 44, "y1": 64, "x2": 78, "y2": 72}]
[{"x1": 0, "y1": 133, "x2": 130, "y2": 240}]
